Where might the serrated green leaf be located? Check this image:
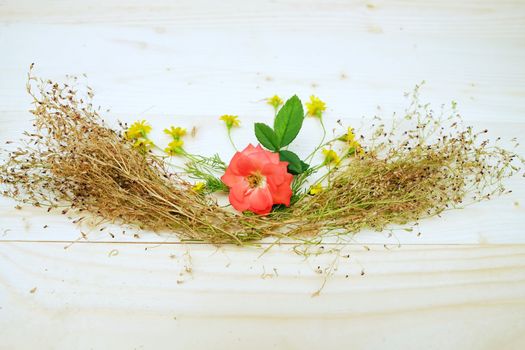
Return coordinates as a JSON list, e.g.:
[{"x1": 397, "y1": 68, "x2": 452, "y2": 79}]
[
  {"x1": 254, "y1": 123, "x2": 280, "y2": 151},
  {"x1": 279, "y1": 150, "x2": 304, "y2": 175},
  {"x1": 273, "y1": 95, "x2": 304, "y2": 147}
]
